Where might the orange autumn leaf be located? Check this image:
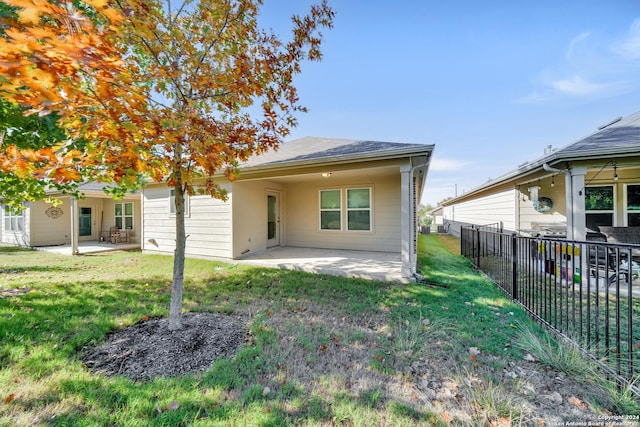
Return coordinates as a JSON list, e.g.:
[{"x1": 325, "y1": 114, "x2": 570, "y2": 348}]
[
  {"x1": 440, "y1": 411, "x2": 453, "y2": 425},
  {"x1": 4, "y1": 394, "x2": 16, "y2": 404},
  {"x1": 0, "y1": 0, "x2": 334, "y2": 333},
  {"x1": 568, "y1": 396, "x2": 586, "y2": 409}
]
